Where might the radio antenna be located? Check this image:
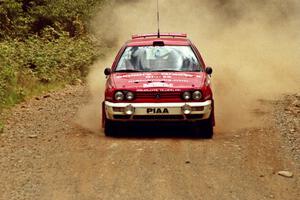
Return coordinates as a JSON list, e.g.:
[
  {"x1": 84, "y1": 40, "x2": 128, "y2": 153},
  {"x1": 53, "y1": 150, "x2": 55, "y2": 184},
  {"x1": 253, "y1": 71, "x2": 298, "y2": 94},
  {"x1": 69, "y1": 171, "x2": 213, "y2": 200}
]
[{"x1": 156, "y1": 0, "x2": 160, "y2": 38}]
